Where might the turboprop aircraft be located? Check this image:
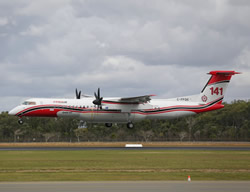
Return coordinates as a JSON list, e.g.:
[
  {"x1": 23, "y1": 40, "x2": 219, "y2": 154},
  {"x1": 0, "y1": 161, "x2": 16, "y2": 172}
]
[{"x1": 9, "y1": 71, "x2": 240, "y2": 129}]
